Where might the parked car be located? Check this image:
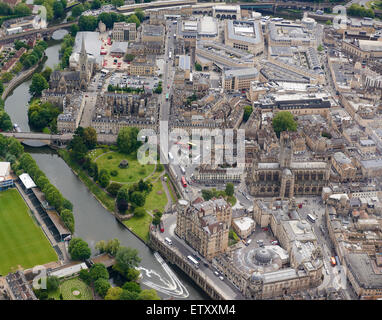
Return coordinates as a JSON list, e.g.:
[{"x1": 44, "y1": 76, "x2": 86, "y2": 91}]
[
  {"x1": 219, "y1": 276, "x2": 224, "y2": 281},
  {"x1": 214, "y1": 271, "x2": 219, "y2": 277}
]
